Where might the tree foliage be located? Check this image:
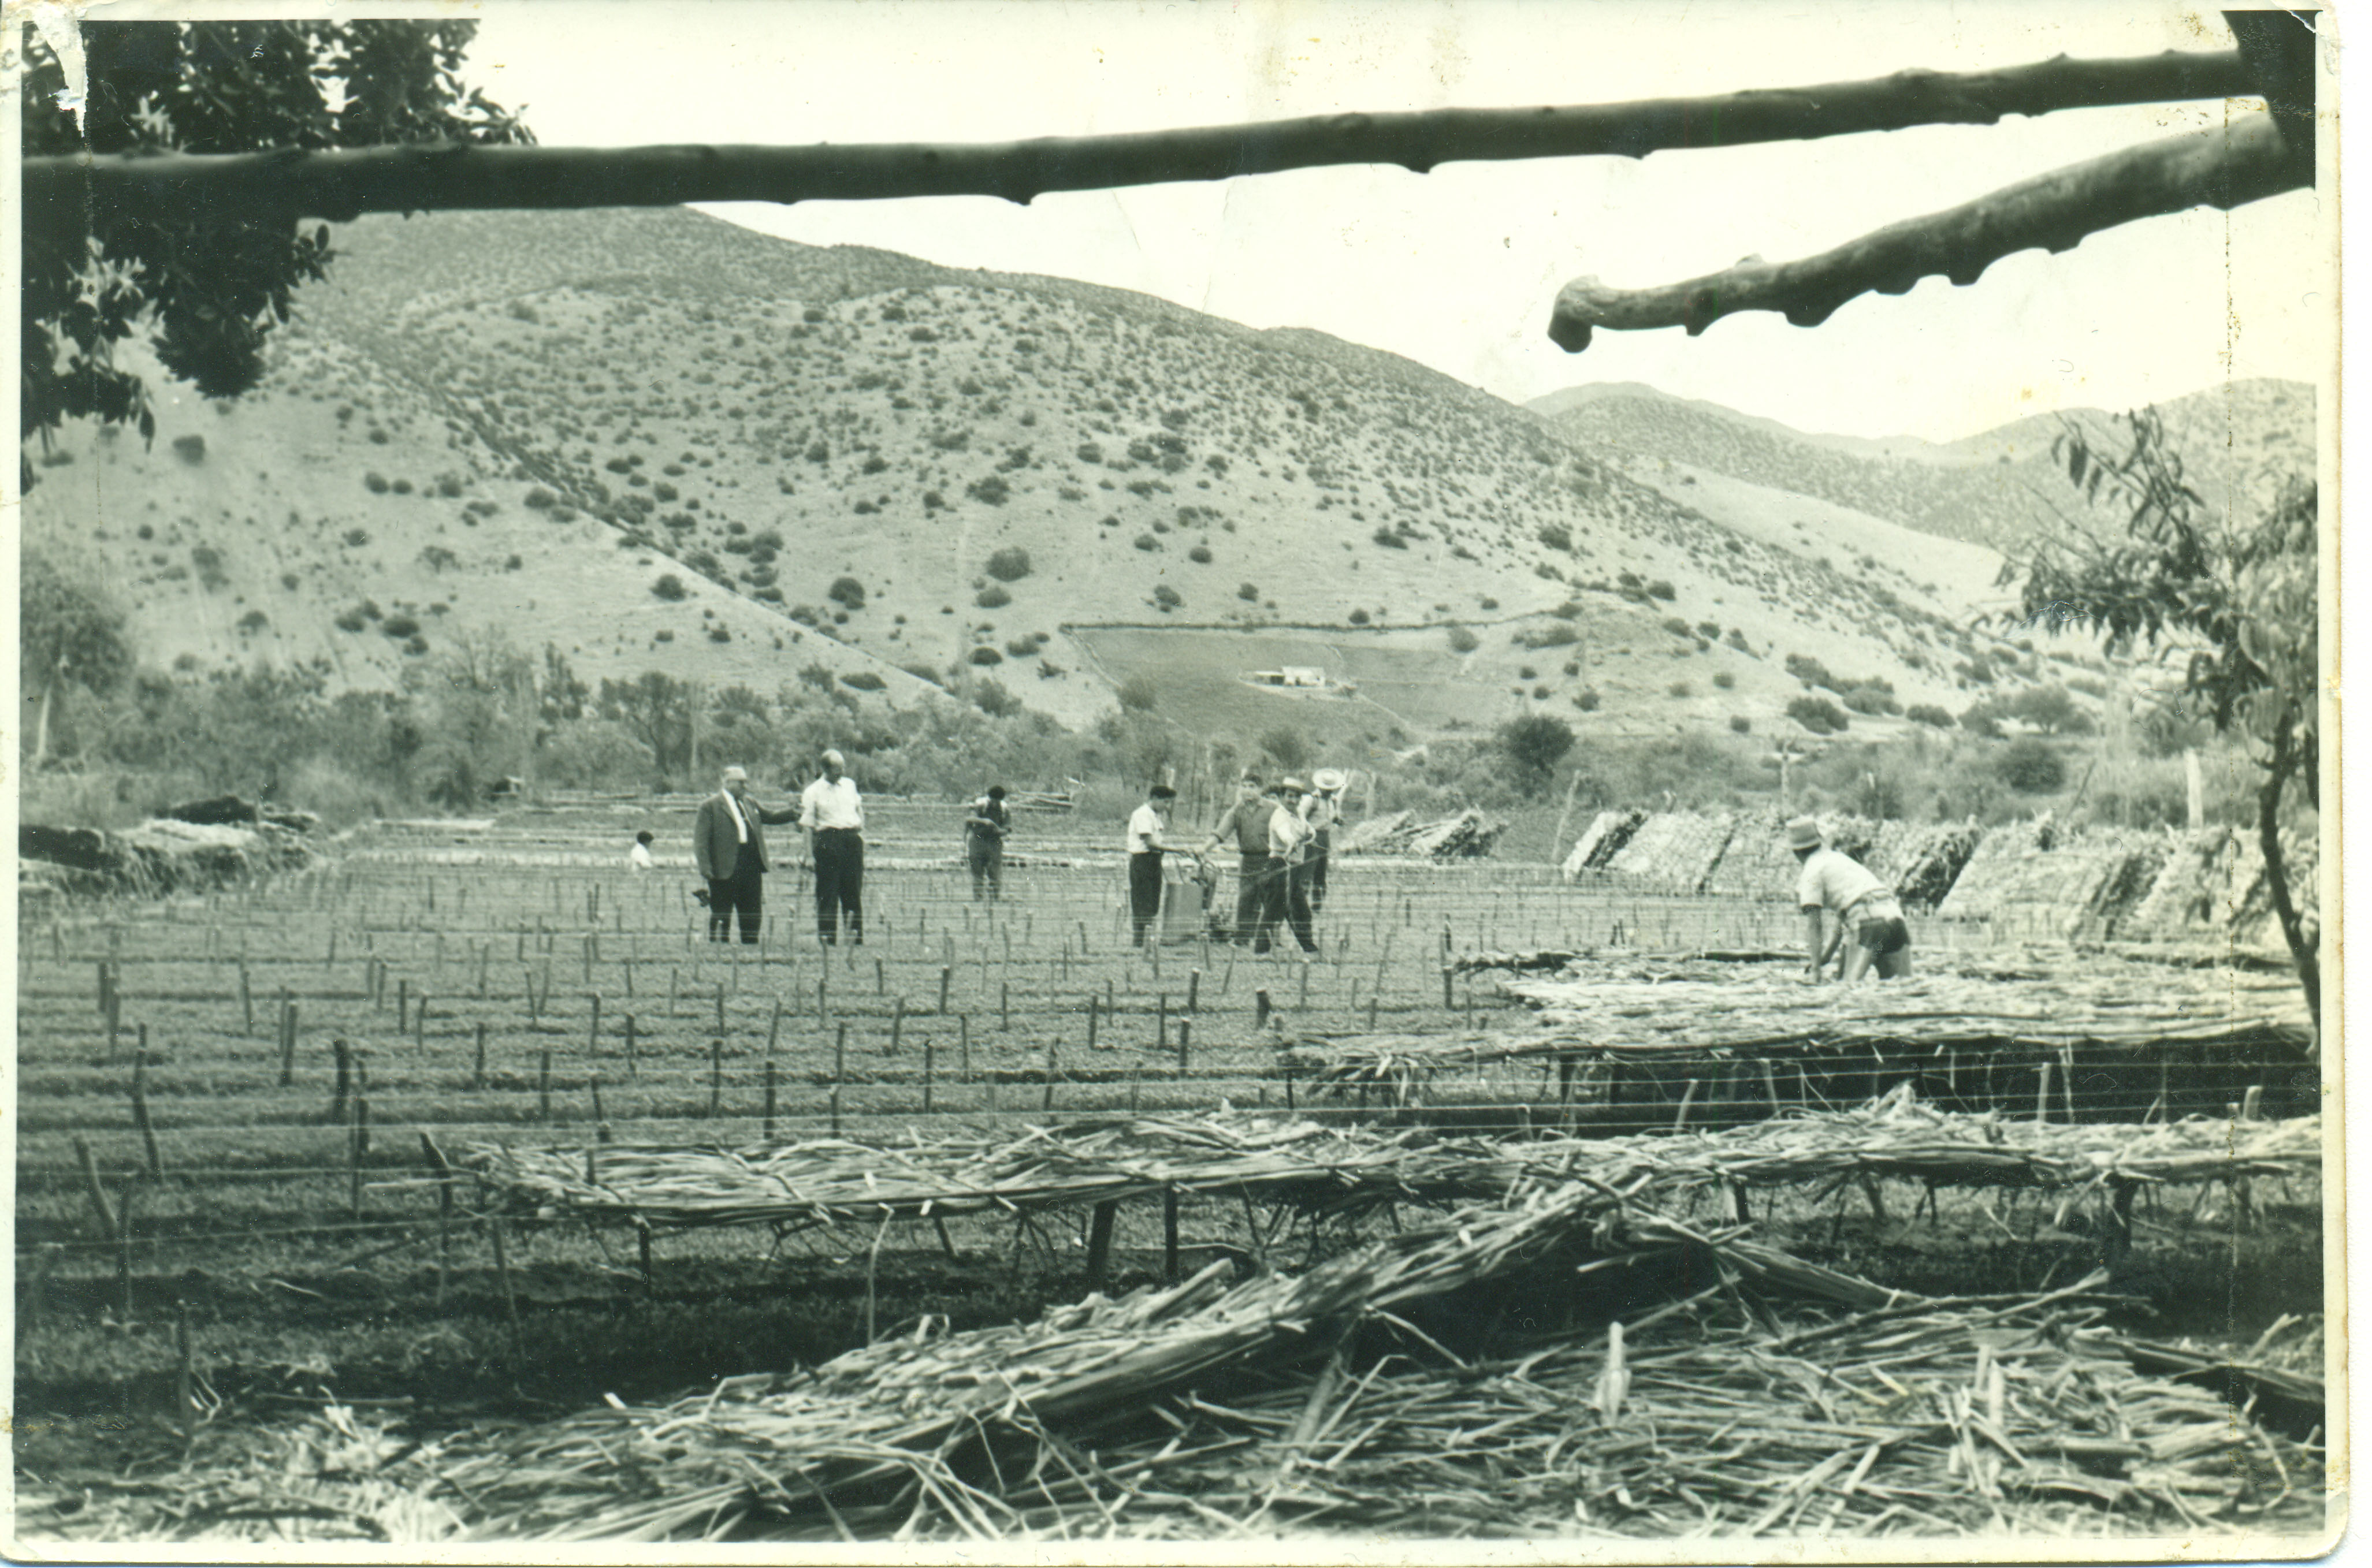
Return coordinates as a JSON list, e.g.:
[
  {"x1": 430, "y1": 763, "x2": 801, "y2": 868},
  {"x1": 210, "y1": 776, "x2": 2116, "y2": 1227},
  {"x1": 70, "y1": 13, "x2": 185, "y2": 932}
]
[
  {"x1": 2014, "y1": 408, "x2": 2320, "y2": 1027},
  {"x1": 22, "y1": 549, "x2": 133, "y2": 765},
  {"x1": 1496, "y1": 714, "x2": 1574, "y2": 794},
  {"x1": 20, "y1": 21, "x2": 528, "y2": 471}
]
